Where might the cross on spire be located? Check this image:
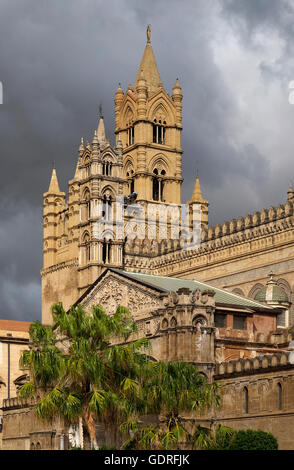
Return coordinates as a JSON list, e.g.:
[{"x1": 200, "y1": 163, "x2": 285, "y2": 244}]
[{"x1": 99, "y1": 103, "x2": 103, "y2": 119}]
